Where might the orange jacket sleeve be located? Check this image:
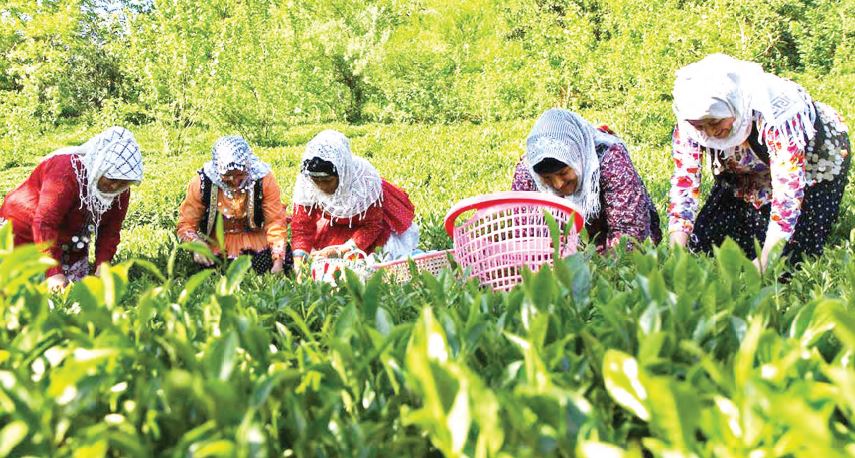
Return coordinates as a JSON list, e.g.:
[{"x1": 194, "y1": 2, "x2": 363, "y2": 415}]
[
  {"x1": 176, "y1": 175, "x2": 205, "y2": 242},
  {"x1": 260, "y1": 174, "x2": 288, "y2": 260}
]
